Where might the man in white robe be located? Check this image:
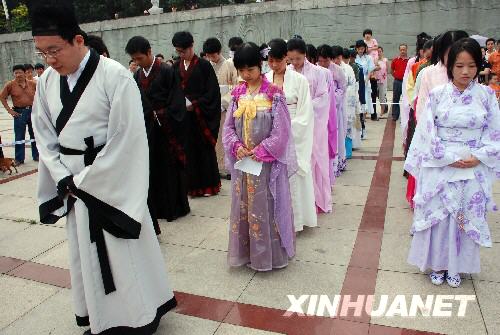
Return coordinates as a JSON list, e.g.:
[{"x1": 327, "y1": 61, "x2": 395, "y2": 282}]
[
  {"x1": 31, "y1": 3, "x2": 176, "y2": 334},
  {"x1": 266, "y1": 39, "x2": 316, "y2": 231}
]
